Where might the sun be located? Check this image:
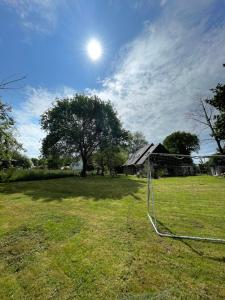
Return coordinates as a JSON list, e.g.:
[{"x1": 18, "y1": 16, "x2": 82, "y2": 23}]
[{"x1": 87, "y1": 38, "x2": 102, "y2": 61}]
